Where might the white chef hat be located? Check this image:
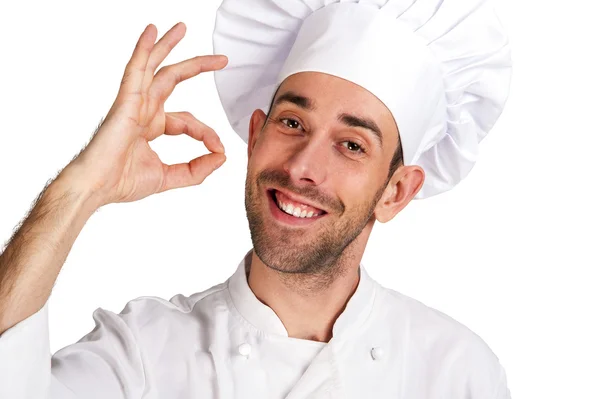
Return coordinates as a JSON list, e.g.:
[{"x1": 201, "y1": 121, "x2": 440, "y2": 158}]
[{"x1": 212, "y1": 0, "x2": 512, "y2": 199}]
